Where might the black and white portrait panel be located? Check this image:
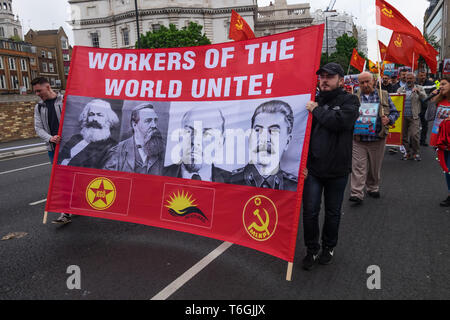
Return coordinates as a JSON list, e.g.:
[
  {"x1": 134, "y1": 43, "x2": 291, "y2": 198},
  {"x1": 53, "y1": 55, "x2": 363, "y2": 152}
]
[
  {"x1": 58, "y1": 95, "x2": 123, "y2": 169},
  {"x1": 103, "y1": 100, "x2": 170, "y2": 176},
  {"x1": 163, "y1": 94, "x2": 310, "y2": 190}
]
